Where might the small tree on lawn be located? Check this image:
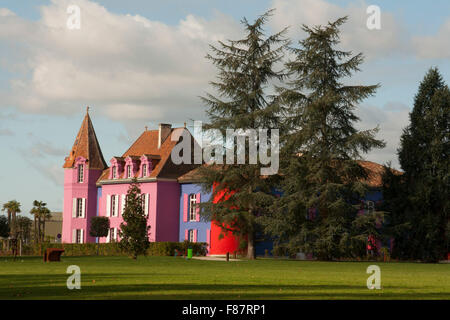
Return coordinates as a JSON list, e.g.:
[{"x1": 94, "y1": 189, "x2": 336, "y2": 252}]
[
  {"x1": 89, "y1": 216, "x2": 110, "y2": 255},
  {"x1": 119, "y1": 179, "x2": 150, "y2": 259}
]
